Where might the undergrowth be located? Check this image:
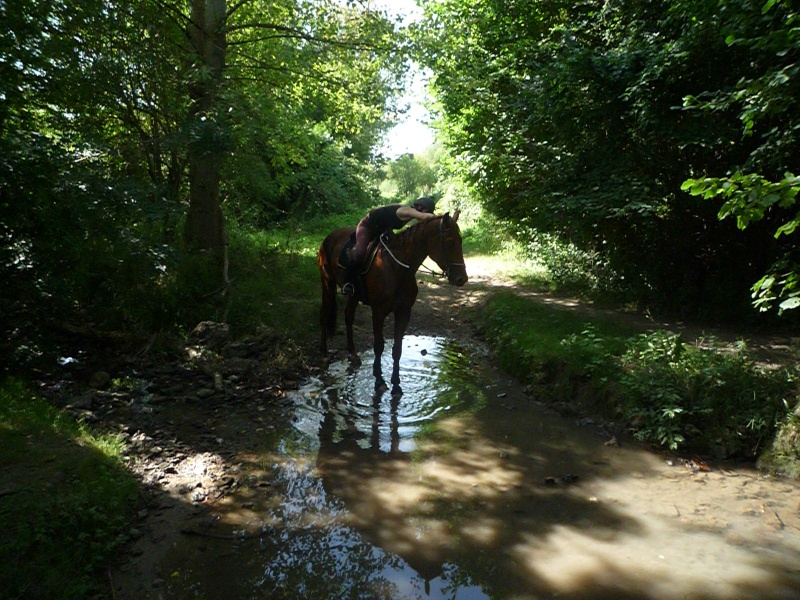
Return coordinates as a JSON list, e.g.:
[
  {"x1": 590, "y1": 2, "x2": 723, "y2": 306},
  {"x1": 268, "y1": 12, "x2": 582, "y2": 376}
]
[
  {"x1": 0, "y1": 378, "x2": 139, "y2": 599},
  {"x1": 477, "y1": 292, "x2": 798, "y2": 460}
]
